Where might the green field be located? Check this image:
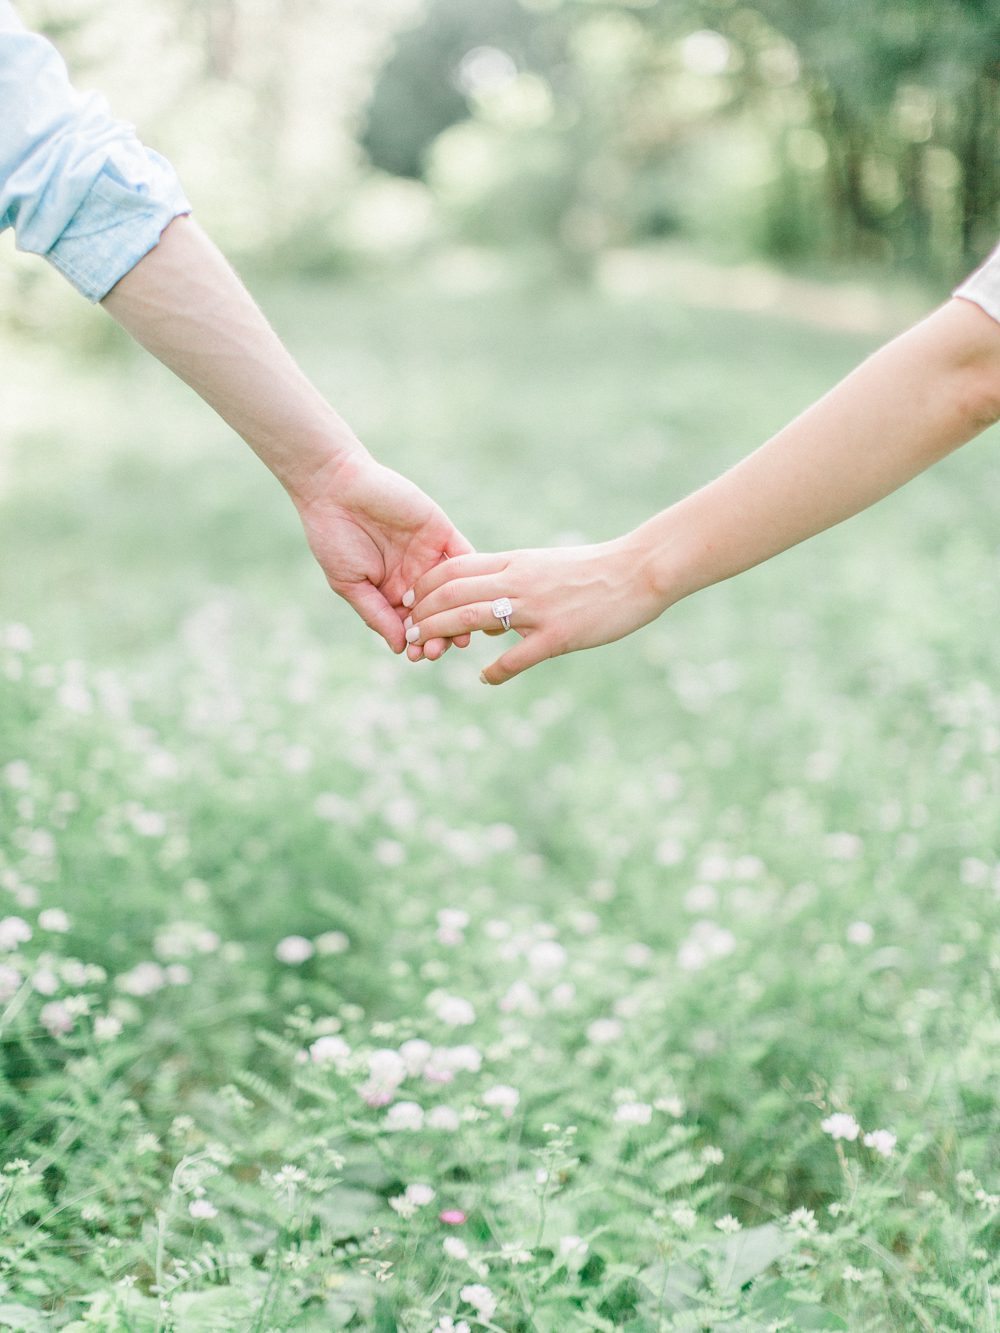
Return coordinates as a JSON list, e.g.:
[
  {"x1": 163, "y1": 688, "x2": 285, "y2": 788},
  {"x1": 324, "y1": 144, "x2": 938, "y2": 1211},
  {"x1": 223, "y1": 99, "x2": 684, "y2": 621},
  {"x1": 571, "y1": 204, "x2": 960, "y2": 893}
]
[{"x1": 2, "y1": 262, "x2": 999, "y2": 1330}]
